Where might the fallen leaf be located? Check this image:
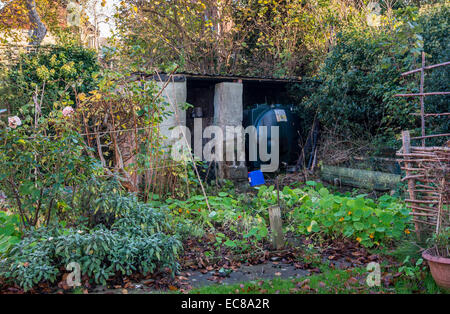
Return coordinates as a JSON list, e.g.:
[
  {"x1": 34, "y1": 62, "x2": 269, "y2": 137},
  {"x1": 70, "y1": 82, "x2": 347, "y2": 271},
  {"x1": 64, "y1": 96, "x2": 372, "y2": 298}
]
[
  {"x1": 143, "y1": 279, "x2": 154, "y2": 285},
  {"x1": 347, "y1": 277, "x2": 358, "y2": 285},
  {"x1": 301, "y1": 284, "x2": 311, "y2": 291},
  {"x1": 368, "y1": 255, "x2": 378, "y2": 261},
  {"x1": 297, "y1": 278, "x2": 310, "y2": 287}
]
